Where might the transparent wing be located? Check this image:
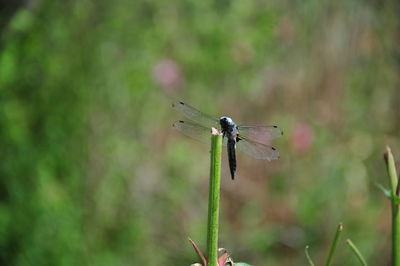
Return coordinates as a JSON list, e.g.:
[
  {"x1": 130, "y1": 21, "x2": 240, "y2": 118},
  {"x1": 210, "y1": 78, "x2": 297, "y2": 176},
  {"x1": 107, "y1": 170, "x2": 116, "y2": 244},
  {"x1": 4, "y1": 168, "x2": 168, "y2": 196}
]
[
  {"x1": 237, "y1": 125, "x2": 283, "y2": 144},
  {"x1": 236, "y1": 137, "x2": 279, "y2": 160},
  {"x1": 172, "y1": 101, "x2": 220, "y2": 129},
  {"x1": 174, "y1": 120, "x2": 278, "y2": 160},
  {"x1": 173, "y1": 120, "x2": 227, "y2": 146}
]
